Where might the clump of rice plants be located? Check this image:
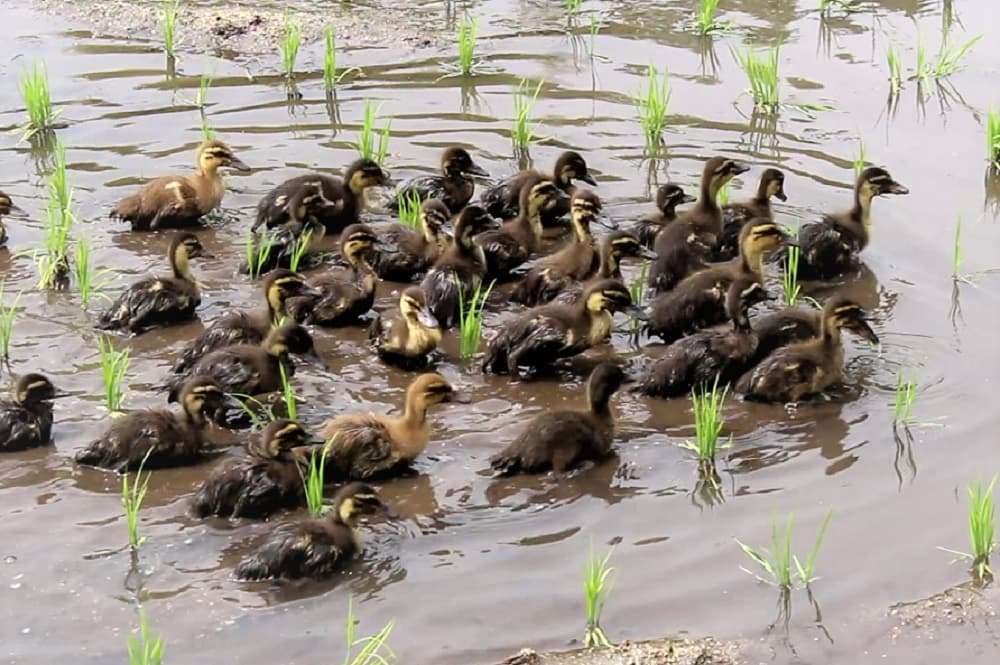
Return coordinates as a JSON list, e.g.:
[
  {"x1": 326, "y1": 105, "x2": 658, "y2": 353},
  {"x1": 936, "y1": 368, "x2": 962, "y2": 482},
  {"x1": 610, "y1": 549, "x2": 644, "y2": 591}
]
[
  {"x1": 324, "y1": 26, "x2": 339, "y2": 90},
  {"x1": 279, "y1": 361, "x2": 297, "y2": 420},
  {"x1": 987, "y1": 107, "x2": 1000, "y2": 170},
  {"x1": 19, "y1": 62, "x2": 60, "y2": 139},
  {"x1": 781, "y1": 245, "x2": 802, "y2": 305},
  {"x1": 161, "y1": 0, "x2": 179, "y2": 60},
  {"x1": 458, "y1": 281, "x2": 494, "y2": 360},
  {"x1": 280, "y1": 14, "x2": 302, "y2": 79},
  {"x1": 127, "y1": 612, "x2": 165, "y2": 665},
  {"x1": 74, "y1": 234, "x2": 111, "y2": 309},
  {"x1": 564, "y1": 0, "x2": 584, "y2": 14},
  {"x1": 635, "y1": 65, "x2": 671, "y2": 150},
  {"x1": 852, "y1": 138, "x2": 867, "y2": 177},
  {"x1": 37, "y1": 142, "x2": 73, "y2": 289},
  {"x1": 736, "y1": 510, "x2": 833, "y2": 589},
  {"x1": 343, "y1": 597, "x2": 395, "y2": 665},
  {"x1": 679, "y1": 377, "x2": 730, "y2": 468},
  {"x1": 892, "y1": 371, "x2": 917, "y2": 425},
  {"x1": 693, "y1": 0, "x2": 728, "y2": 36},
  {"x1": 98, "y1": 336, "x2": 130, "y2": 413},
  {"x1": 357, "y1": 101, "x2": 391, "y2": 164},
  {"x1": 302, "y1": 446, "x2": 327, "y2": 517},
  {"x1": 583, "y1": 545, "x2": 614, "y2": 648},
  {"x1": 0, "y1": 283, "x2": 21, "y2": 361},
  {"x1": 245, "y1": 232, "x2": 276, "y2": 279},
  {"x1": 456, "y1": 16, "x2": 478, "y2": 76},
  {"x1": 886, "y1": 44, "x2": 903, "y2": 96},
  {"x1": 122, "y1": 452, "x2": 152, "y2": 551},
  {"x1": 734, "y1": 44, "x2": 780, "y2": 112},
  {"x1": 288, "y1": 229, "x2": 313, "y2": 272},
  {"x1": 512, "y1": 79, "x2": 543, "y2": 152},
  {"x1": 968, "y1": 478, "x2": 997, "y2": 581},
  {"x1": 396, "y1": 190, "x2": 423, "y2": 229},
  {"x1": 195, "y1": 73, "x2": 212, "y2": 109},
  {"x1": 915, "y1": 33, "x2": 981, "y2": 82}
]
